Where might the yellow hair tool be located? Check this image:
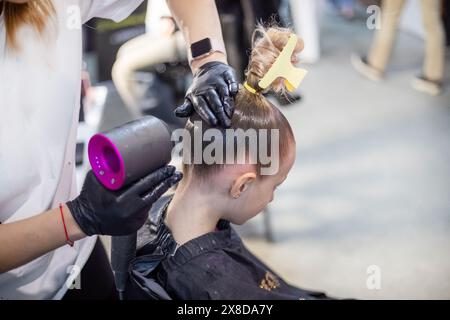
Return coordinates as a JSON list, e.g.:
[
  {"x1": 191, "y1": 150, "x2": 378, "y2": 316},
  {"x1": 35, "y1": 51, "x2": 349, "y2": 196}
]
[{"x1": 258, "y1": 34, "x2": 308, "y2": 92}]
